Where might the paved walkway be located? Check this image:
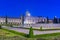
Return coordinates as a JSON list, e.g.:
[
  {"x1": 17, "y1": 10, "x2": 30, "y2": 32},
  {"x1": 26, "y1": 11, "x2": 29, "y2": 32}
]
[
  {"x1": 24, "y1": 24, "x2": 60, "y2": 29},
  {"x1": 2, "y1": 26, "x2": 60, "y2": 35}
]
